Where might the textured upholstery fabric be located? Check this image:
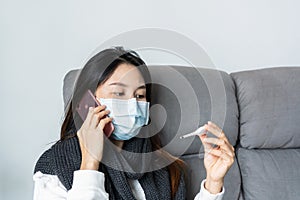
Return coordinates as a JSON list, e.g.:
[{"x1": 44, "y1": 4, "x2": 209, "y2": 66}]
[
  {"x1": 231, "y1": 67, "x2": 300, "y2": 149},
  {"x1": 231, "y1": 67, "x2": 300, "y2": 200},
  {"x1": 237, "y1": 148, "x2": 300, "y2": 200}
]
